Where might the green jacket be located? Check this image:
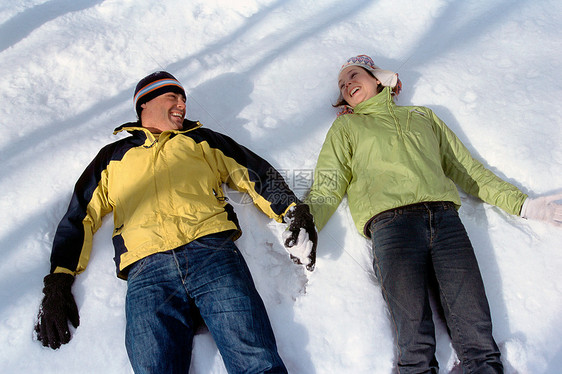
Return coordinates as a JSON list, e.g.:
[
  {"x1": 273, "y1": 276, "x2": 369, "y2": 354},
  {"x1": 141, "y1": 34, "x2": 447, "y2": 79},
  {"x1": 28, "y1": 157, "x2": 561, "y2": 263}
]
[
  {"x1": 306, "y1": 87, "x2": 527, "y2": 237},
  {"x1": 51, "y1": 120, "x2": 297, "y2": 279}
]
